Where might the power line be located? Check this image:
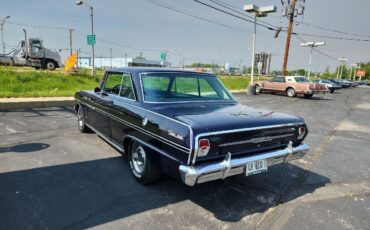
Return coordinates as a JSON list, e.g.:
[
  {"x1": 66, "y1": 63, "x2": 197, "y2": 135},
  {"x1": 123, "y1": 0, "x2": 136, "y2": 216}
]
[
  {"x1": 209, "y1": 0, "x2": 281, "y2": 30},
  {"x1": 293, "y1": 31, "x2": 370, "y2": 42},
  {"x1": 193, "y1": 0, "x2": 277, "y2": 31},
  {"x1": 301, "y1": 22, "x2": 370, "y2": 38},
  {"x1": 7, "y1": 20, "x2": 70, "y2": 31},
  {"x1": 194, "y1": 0, "x2": 370, "y2": 42},
  {"x1": 143, "y1": 0, "x2": 252, "y2": 33}
]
